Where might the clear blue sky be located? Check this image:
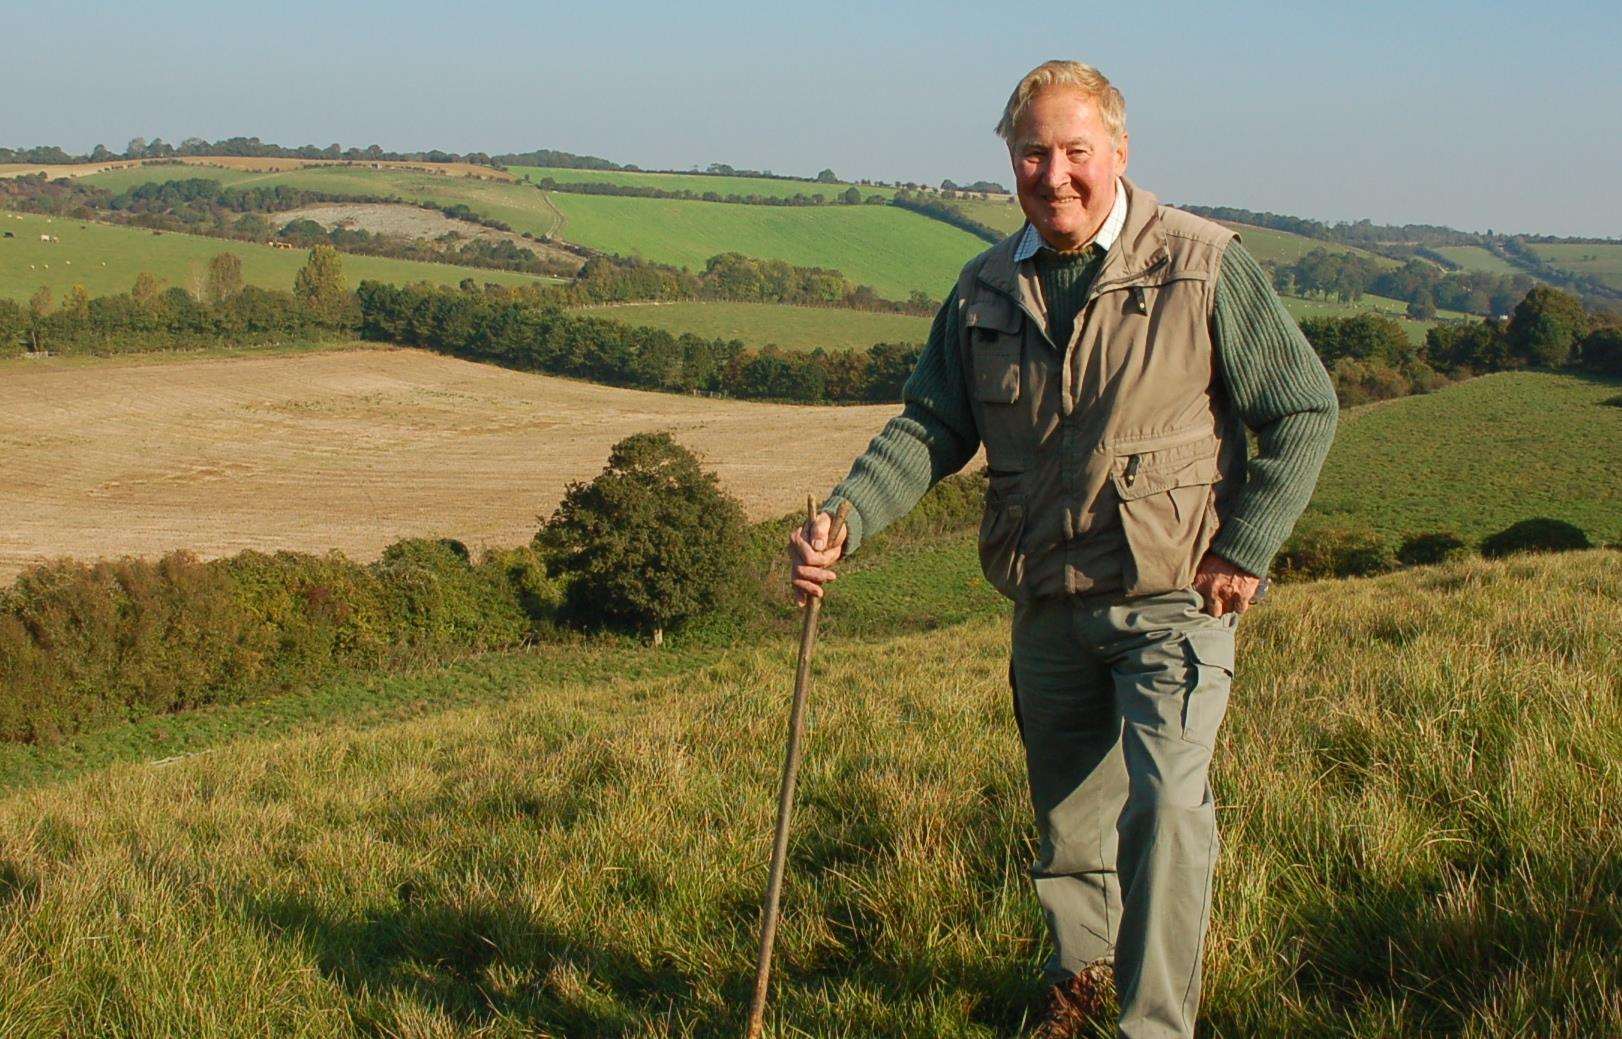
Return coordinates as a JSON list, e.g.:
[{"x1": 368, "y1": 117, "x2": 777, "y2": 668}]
[{"x1": 5, "y1": 0, "x2": 1619, "y2": 236}]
